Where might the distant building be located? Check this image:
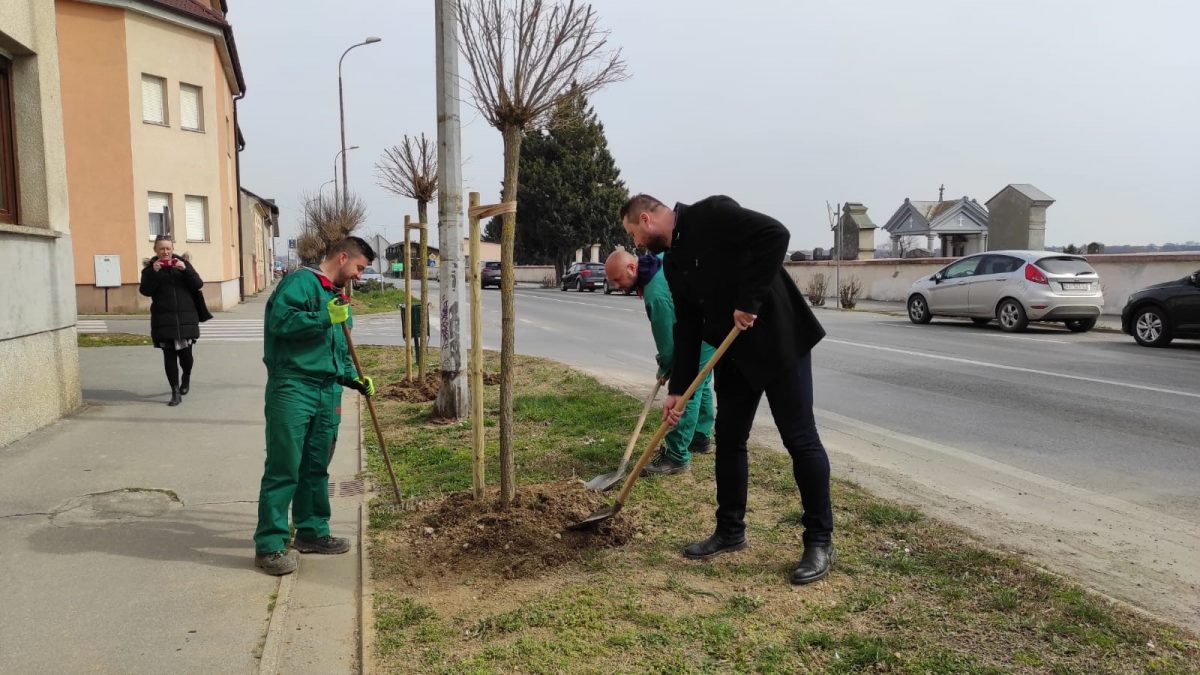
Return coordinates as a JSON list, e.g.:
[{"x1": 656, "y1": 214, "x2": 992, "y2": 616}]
[
  {"x1": 834, "y1": 203, "x2": 878, "y2": 260},
  {"x1": 985, "y1": 184, "x2": 1054, "y2": 251},
  {"x1": 882, "y1": 185, "x2": 989, "y2": 258}
]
